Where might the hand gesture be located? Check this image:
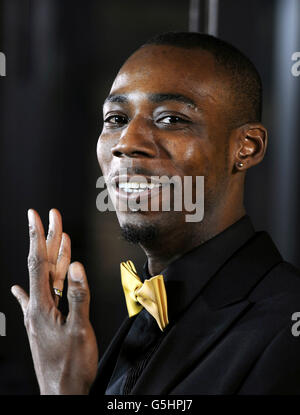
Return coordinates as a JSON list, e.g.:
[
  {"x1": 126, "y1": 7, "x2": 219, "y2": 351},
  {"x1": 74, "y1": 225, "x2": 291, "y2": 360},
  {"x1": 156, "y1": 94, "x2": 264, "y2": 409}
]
[{"x1": 11, "y1": 209, "x2": 98, "y2": 395}]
